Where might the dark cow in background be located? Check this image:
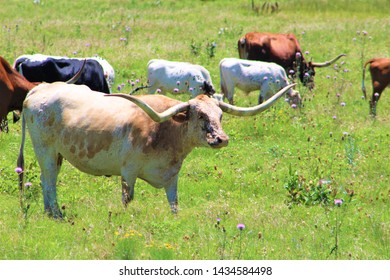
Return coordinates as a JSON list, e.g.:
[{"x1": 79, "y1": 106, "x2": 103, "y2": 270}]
[
  {"x1": 0, "y1": 56, "x2": 37, "y2": 132},
  {"x1": 238, "y1": 32, "x2": 345, "y2": 89},
  {"x1": 13, "y1": 54, "x2": 114, "y2": 93},
  {"x1": 0, "y1": 56, "x2": 85, "y2": 132},
  {"x1": 362, "y1": 57, "x2": 390, "y2": 116}
]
